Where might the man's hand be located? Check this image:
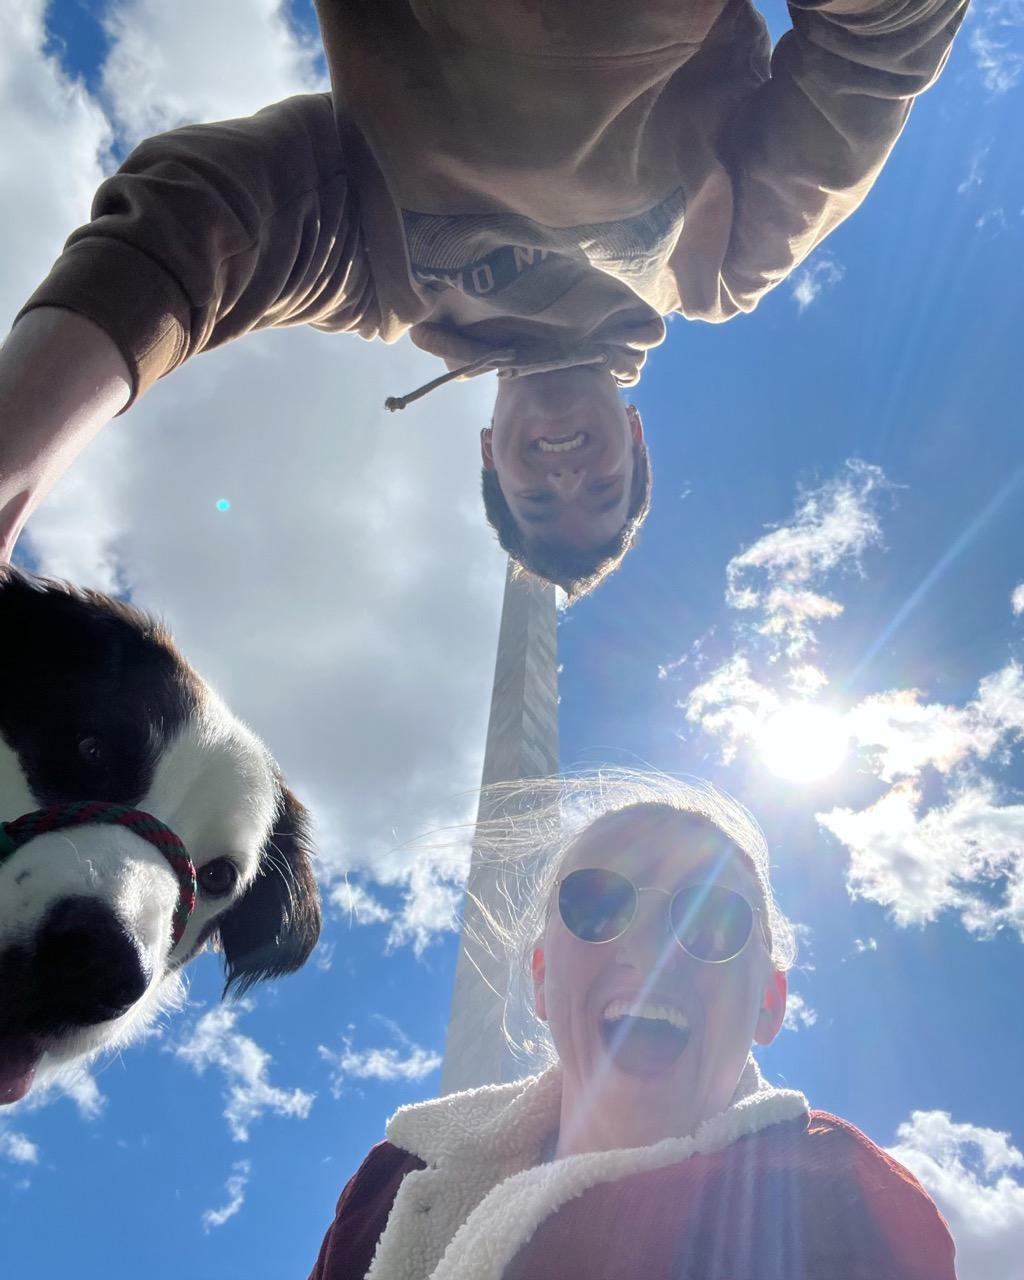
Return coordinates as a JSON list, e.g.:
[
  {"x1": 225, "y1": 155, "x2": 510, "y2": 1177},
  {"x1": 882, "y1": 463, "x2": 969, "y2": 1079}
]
[{"x1": 0, "y1": 307, "x2": 132, "y2": 563}]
